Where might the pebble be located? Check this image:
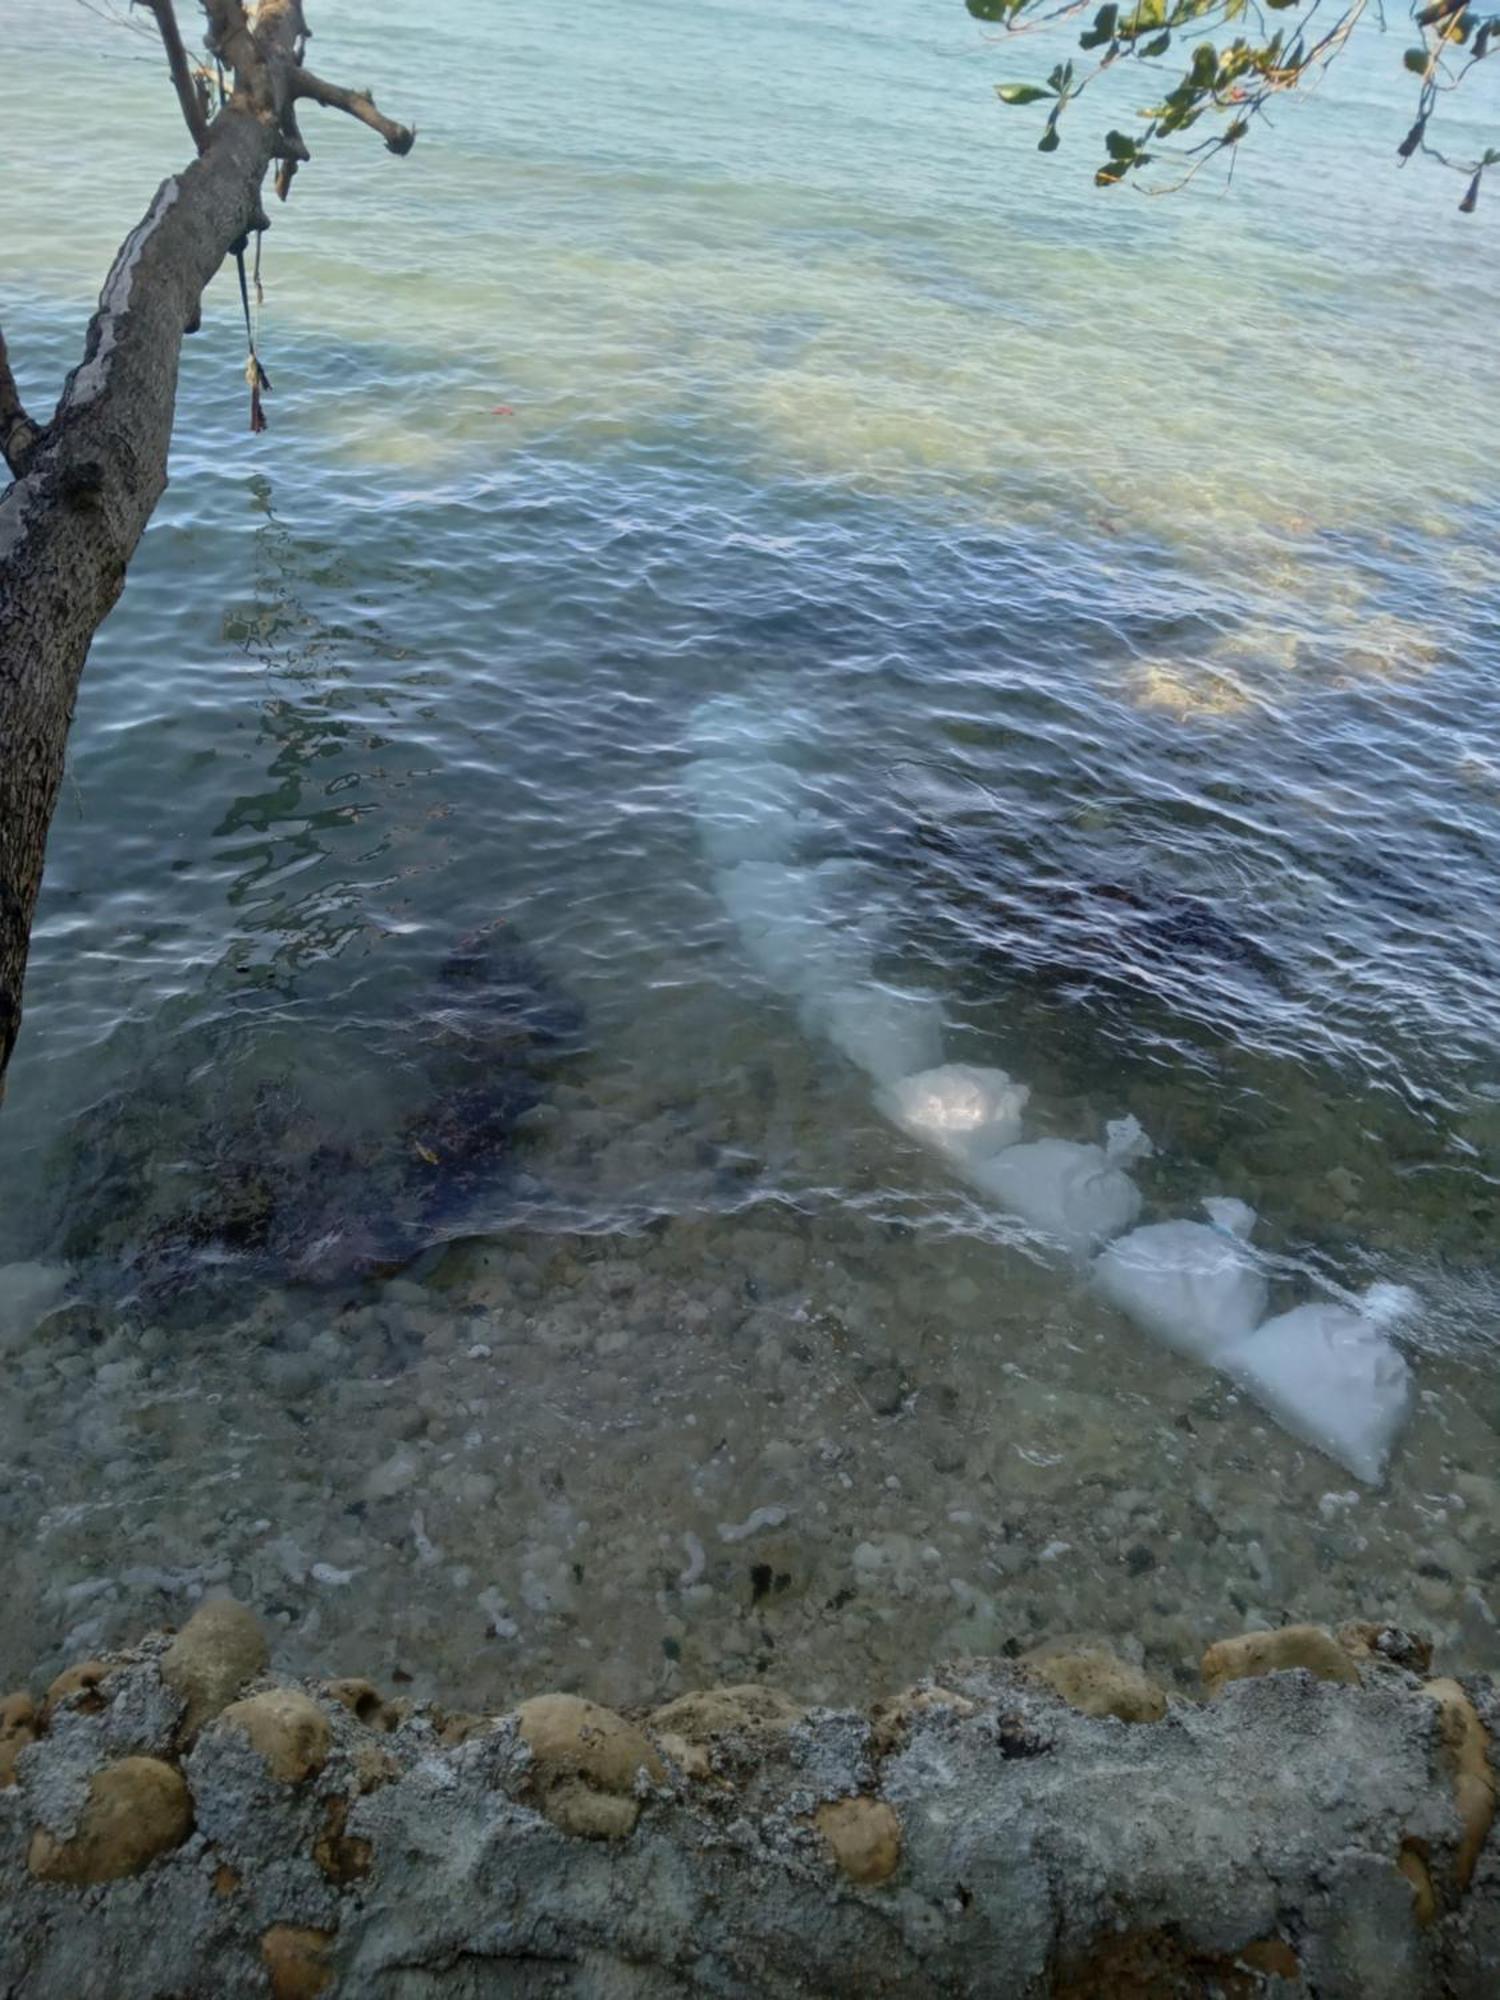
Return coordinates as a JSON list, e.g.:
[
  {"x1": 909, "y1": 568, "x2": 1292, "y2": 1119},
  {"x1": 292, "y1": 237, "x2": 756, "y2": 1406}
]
[
  {"x1": 718, "y1": 1506, "x2": 790, "y2": 1543},
  {"x1": 363, "y1": 1447, "x2": 423, "y2": 1503}
]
